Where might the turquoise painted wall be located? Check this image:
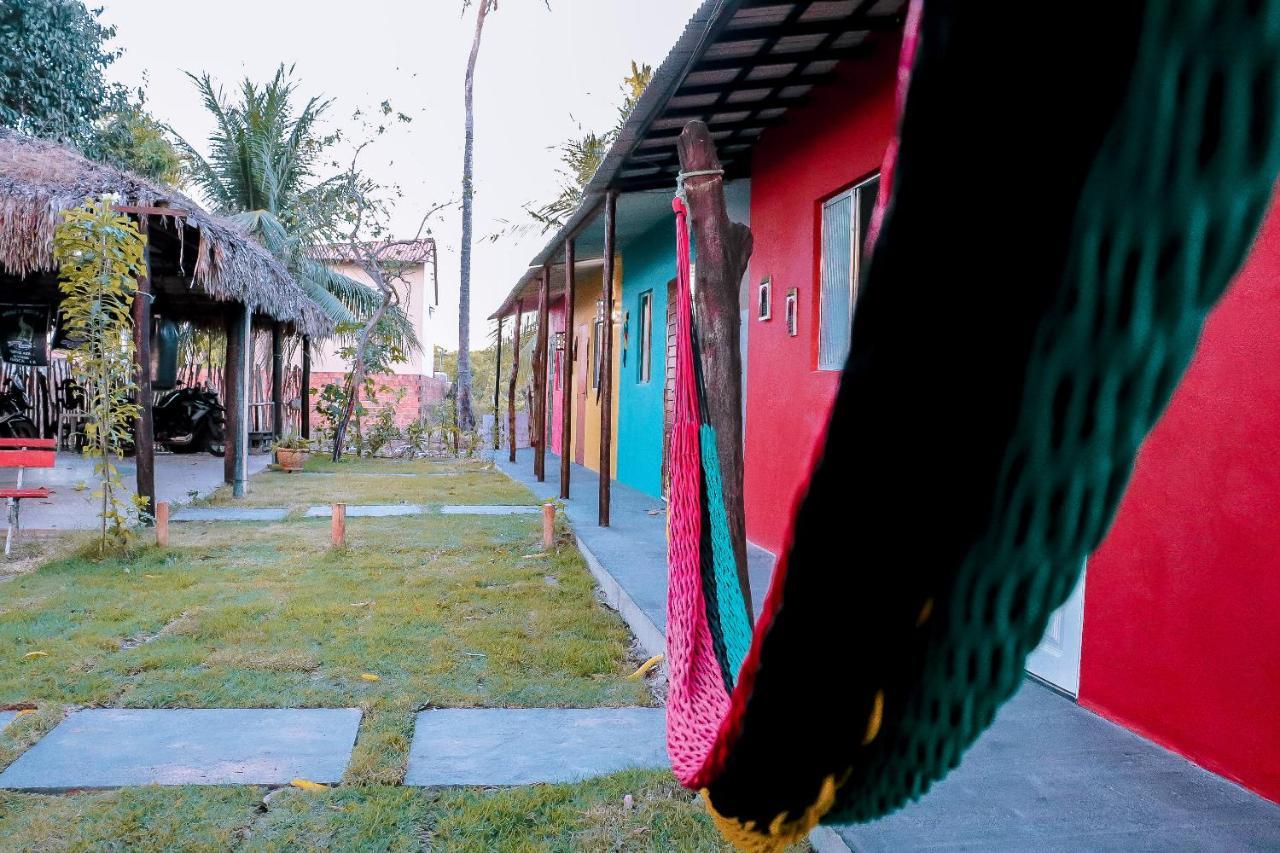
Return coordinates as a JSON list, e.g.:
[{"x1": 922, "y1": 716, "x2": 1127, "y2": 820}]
[{"x1": 617, "y1": 219, "x2": 675, "y2": 498}]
